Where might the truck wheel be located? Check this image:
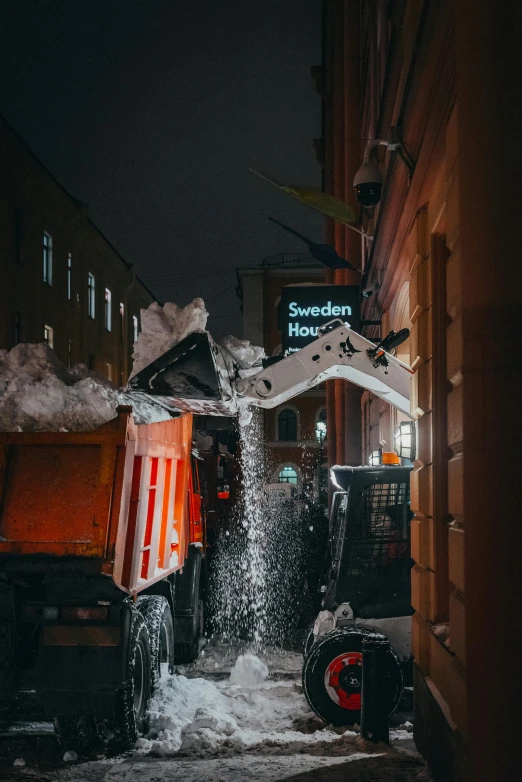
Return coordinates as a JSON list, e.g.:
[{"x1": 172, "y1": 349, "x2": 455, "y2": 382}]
[
  {"x1": 53, "y1": 716, "x2": 98, "y2": 752},
  {"x1": 302, "y1": 628, "x2": 402, "y2": 726},
  {"x1": 137, "y1": 595, "x2": 175, "y2": 689},
  {"x1": 174, "y1": 599, "x2": 203, "y2": 664},
  {"x1": 114, "y1": 608, "x2": 152, "y2": 749}
]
